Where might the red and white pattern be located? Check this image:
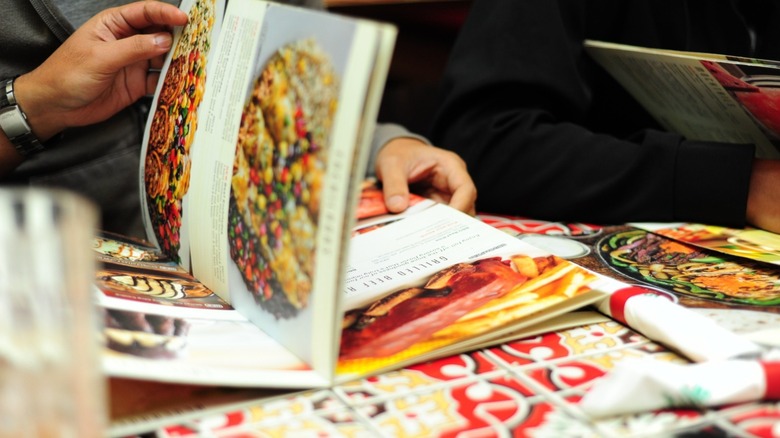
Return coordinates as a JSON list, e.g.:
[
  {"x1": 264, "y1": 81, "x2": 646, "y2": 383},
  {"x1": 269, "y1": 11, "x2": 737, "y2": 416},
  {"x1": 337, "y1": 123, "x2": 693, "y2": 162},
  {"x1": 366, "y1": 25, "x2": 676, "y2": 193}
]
[
  {"x1": 147, "y1": 215, "x2": 778, "y2": 438},
  {"x1": 152, "y1": 320, "x2": 777, "y2": 438}
]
